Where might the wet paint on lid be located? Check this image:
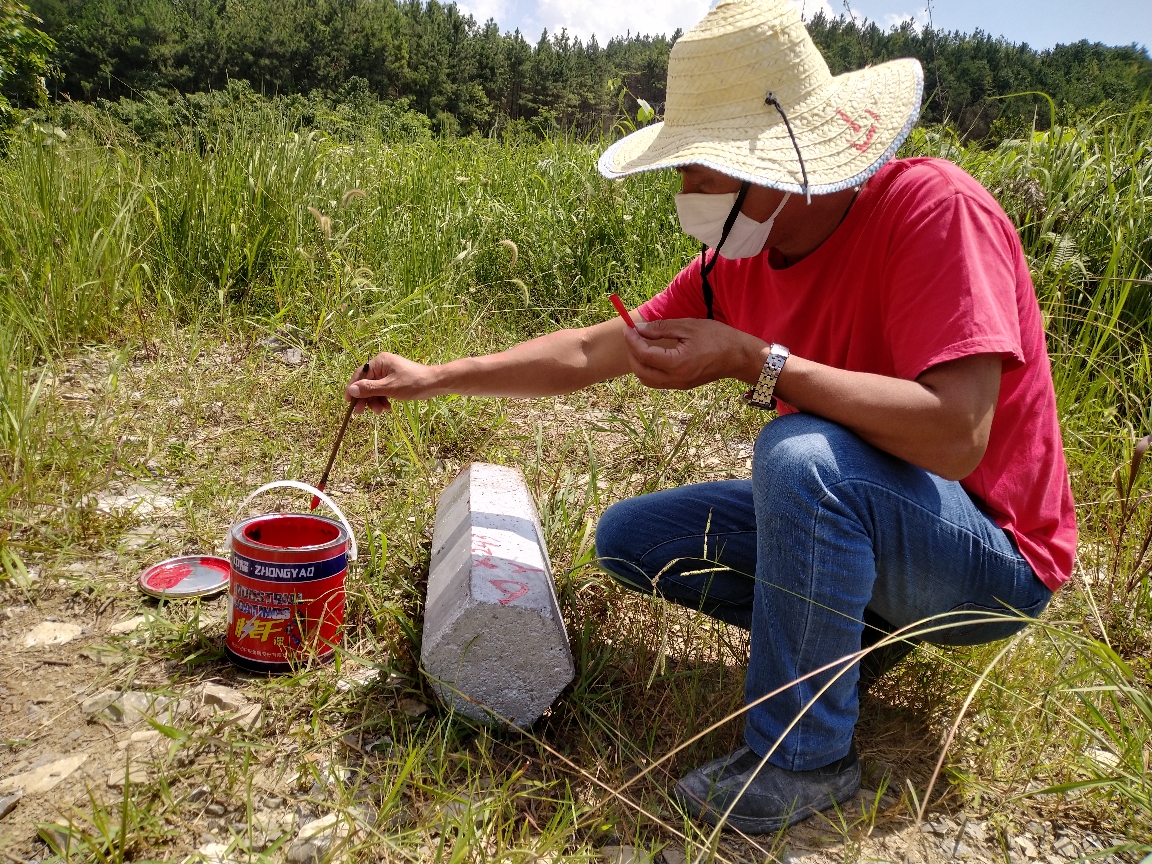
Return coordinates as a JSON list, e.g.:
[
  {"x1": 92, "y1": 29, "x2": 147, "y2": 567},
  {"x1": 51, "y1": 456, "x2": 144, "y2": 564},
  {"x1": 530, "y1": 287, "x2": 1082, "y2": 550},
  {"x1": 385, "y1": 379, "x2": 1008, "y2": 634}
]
[{"x1": 138, "y1": 555, "x2": 230, "y2": 599}]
